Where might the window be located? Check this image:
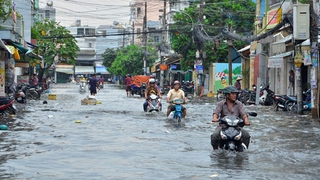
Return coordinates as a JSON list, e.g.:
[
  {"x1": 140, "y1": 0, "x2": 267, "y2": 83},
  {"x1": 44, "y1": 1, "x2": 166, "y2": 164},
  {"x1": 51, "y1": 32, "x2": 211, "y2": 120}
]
[
  {"x1": 85, "y1": 28, "x2": 95, "y2": 36},
  {"x1": 88, "y1": 43, "x2": 92, "y2": 48},
  {"x1": 154, "y1": 36, "x2": 160, "y2": 43},
  {"x1": 77, "y1": 28, "x2": 84, "y2": 35},
  {"x1": 137, "y1": 28, "x2": 141, "y2": 34},
  {"x1": 45, "y1": 10, "x2": 50, "y2": 19}
]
